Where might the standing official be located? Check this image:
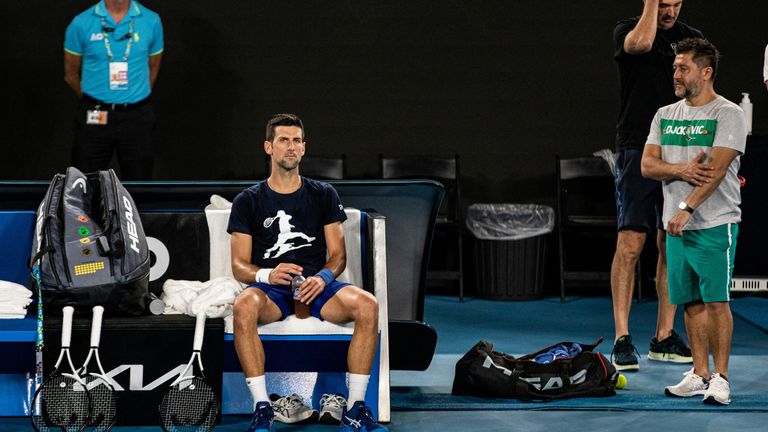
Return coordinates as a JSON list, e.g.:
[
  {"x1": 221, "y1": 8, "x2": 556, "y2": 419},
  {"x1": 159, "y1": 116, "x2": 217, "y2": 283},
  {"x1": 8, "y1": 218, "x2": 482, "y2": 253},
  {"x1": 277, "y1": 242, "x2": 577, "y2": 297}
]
[
  {"x1": 64, "y1": 0, "x2": 163, "y2": 180},
  {"x1": 610, "y1": 0, "x2": 701, "y2": 370},
  {"x1": 642, "y1": 38, "x2": 745, "y2": 405}
]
